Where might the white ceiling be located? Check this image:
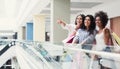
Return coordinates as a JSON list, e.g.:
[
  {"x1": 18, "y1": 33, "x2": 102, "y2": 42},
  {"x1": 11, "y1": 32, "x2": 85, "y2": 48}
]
[
  {"x1": 0, "y1": 0, "x2": 116, "y2": 33},
  {"x1": 0, "y1": 0, "x2": 50, "y2": 32},
  {"x1": 41, "y1": 1, "x2": 102, "y2": 14},
  {"x1": 41, "y1": 0, "x2": 114, "y2": 14},
  {"x1": 0, "y1": 0, "x2": 22, "y2": 18}
]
